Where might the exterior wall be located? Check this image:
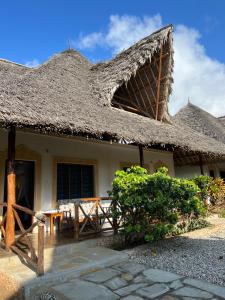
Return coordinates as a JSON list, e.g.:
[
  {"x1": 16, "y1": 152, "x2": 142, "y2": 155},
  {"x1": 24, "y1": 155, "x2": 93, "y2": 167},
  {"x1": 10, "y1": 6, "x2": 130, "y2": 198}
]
[
  {"x1": 175, "y1": 162, "x2": 225, "y2": 179},
  {"x1": 0, "y1": 129, "x2": 175, "y2": 212}
]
